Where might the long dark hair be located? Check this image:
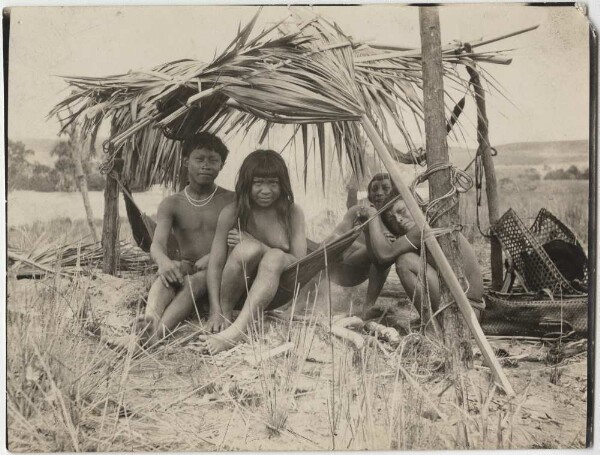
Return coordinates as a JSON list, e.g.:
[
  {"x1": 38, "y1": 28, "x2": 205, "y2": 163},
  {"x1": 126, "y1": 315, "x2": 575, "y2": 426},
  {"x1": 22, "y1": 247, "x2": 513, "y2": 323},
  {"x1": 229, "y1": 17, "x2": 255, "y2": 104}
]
[
  {"x1": 367, "y1": 173, "x2": 396, "y2": 204},
  {"x1": 235, "y1": 149, "x2": 294, "y2": 238}
]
